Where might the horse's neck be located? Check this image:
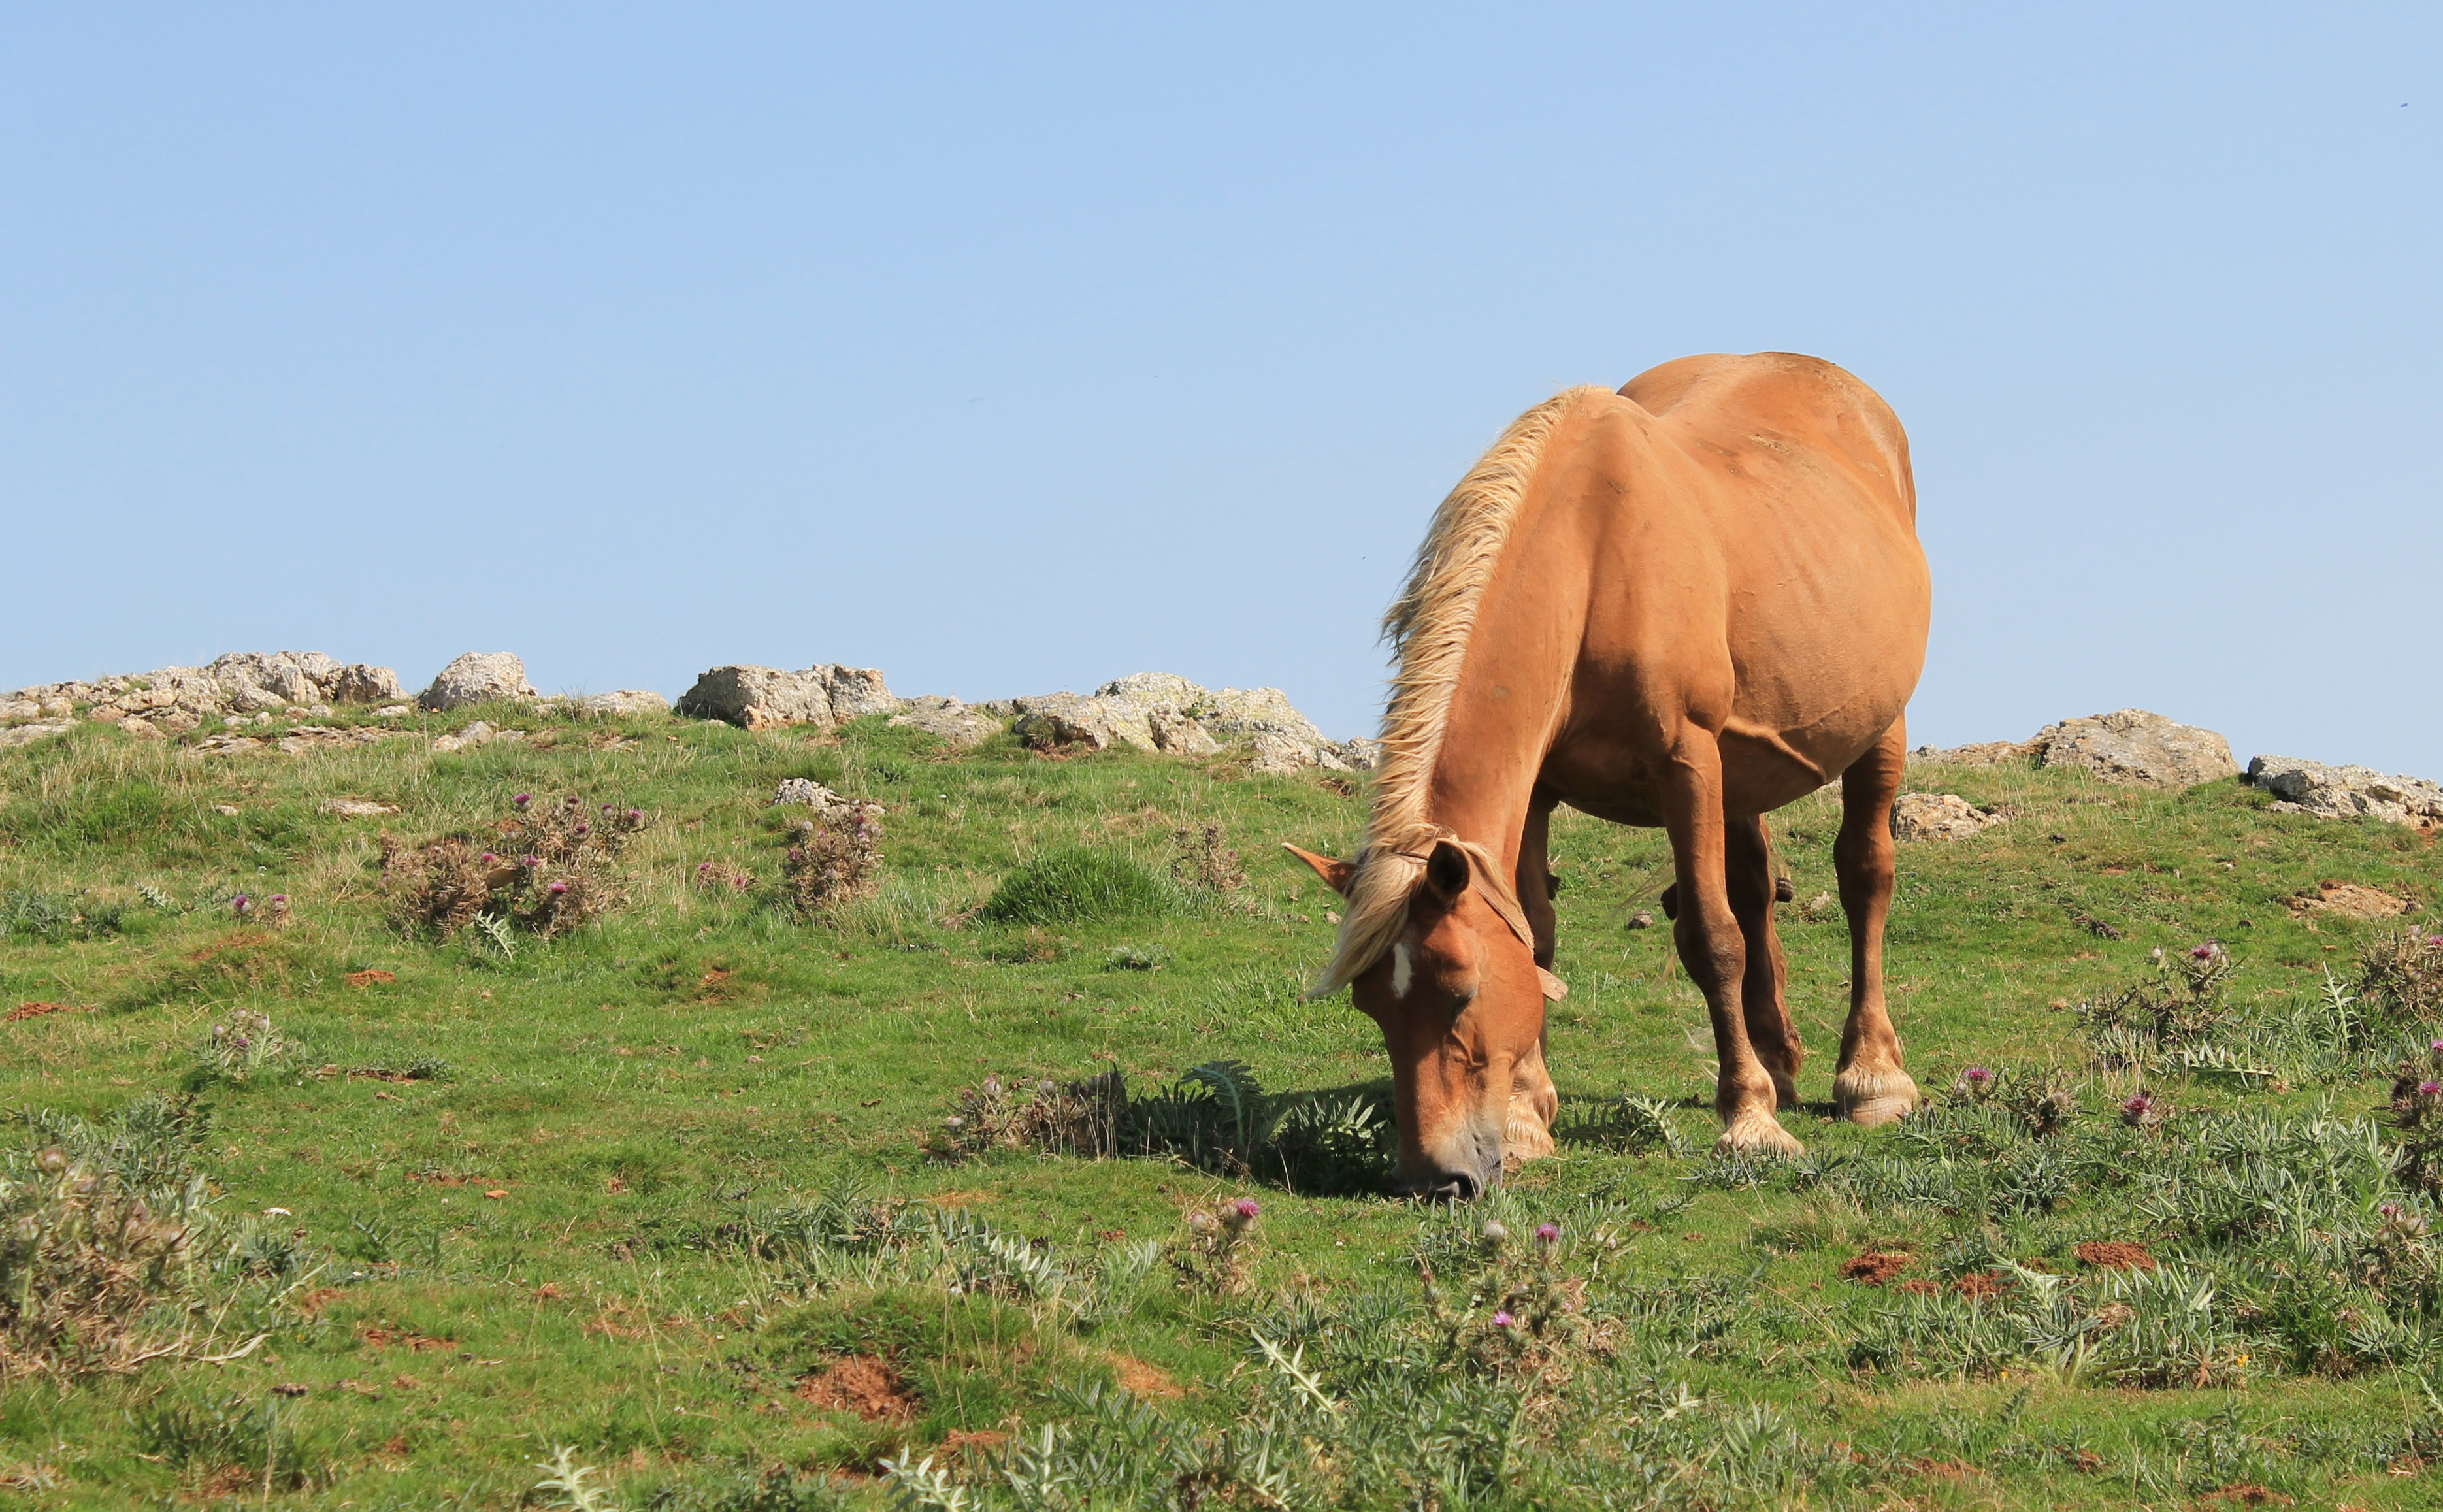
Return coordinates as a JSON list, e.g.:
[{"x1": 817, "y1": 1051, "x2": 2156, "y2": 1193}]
[{"x1": 1422, "y1": 526, "x2": 1588, "y2": 869}]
